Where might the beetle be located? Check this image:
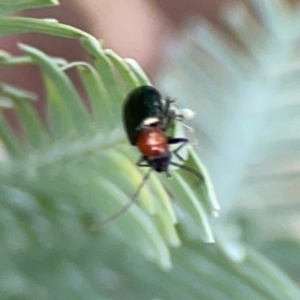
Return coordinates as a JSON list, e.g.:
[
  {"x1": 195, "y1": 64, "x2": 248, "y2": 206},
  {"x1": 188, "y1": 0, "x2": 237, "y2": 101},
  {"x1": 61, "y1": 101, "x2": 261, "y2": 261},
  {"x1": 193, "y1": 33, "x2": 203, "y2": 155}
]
[
  {"x1": 123, "y1": 85, "x2": 181, "y2": 175},
  {"x1": 98, "y1": 85, "x2": 203, "y2": 227},
  {"x1": 123, "y1": 85, "x2": 202, "y2": 177}
]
